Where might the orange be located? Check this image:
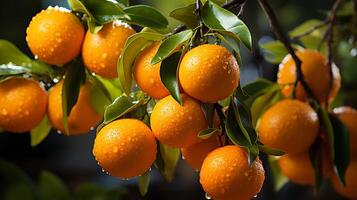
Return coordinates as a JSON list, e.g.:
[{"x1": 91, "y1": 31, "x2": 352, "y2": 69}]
[
  {"x1": 179, "y1": 44, "x2": 240, "y2": 103},
  {"x1": 333, "y1": 106, "x2": 357, "y2": 156},
  {"x1": 332, "y1": 160, "x2": 357, "y2": 199},
  {"x1": 82, "y1": 21, "x2": 135, "y2": 78},
  {"x1": 133, "y1": 43, "x2": 169, "y2": 99},
  {"x1": 93, "y1": 119, "x2": 157, "y2": 178},
  {"x1": 278, "y1": 49, "x2": 340, "y2": 103},
  {"x1": 181, "y1": 135, "x2": 222, "y2": 171},
  {"x1": 150, "y1": 94, "x2": 208, "y2": 148},
  {"x1": 258, "y1": 99, "x2": 319, "y2": 154},
  {"x1": 278, "y1": 153, "x2": 315, "y2": 185},
  {"x1": 47, "y1": 81, "x2": 101, "y2": 135},
  {"x1": 200, "y1": 145, "x2": 265, "y2": 200},
  {"x1": 26, "y1": 6, "x2": 84, "y2": 65},
  {"x1": 0, "y1": 77, "x2": 47, "y2": 133}
]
